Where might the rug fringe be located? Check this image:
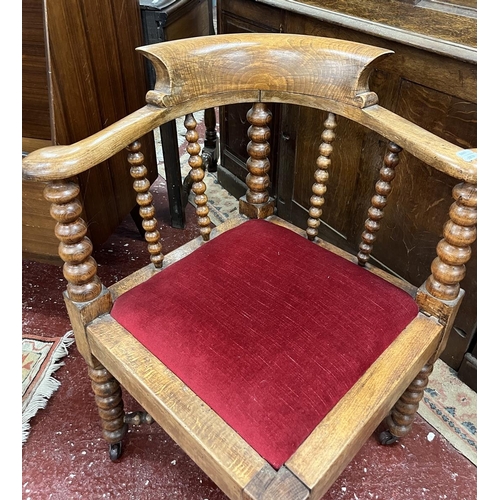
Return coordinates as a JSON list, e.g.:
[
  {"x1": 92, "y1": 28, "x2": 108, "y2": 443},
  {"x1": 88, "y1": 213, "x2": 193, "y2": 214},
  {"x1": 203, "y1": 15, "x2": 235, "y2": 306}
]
[{"x1": 22, "y1": 331, "x2": 75, "y2": 444}]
